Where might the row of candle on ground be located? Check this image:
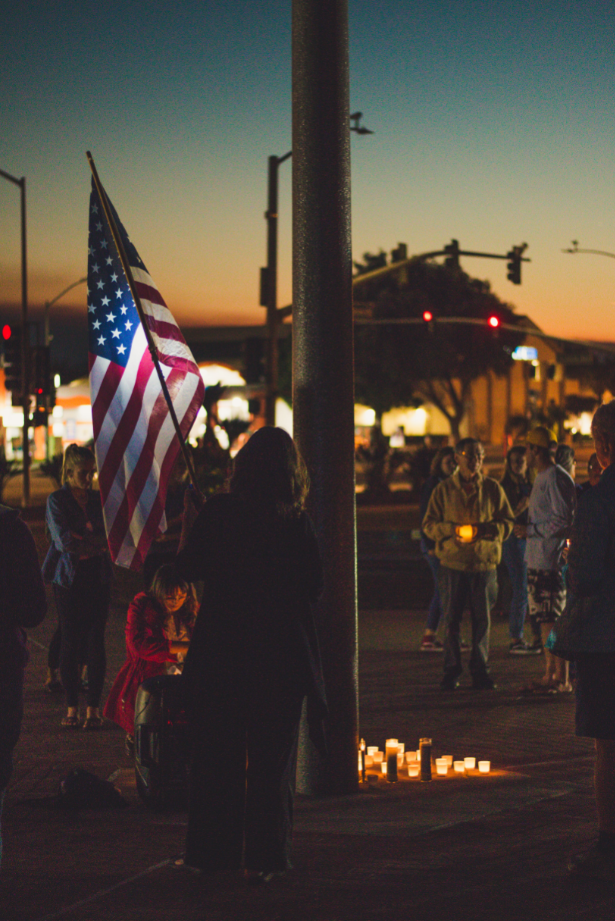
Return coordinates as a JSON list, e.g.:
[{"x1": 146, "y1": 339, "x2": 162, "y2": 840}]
[
  {"x1": 381, "y1": 757, "x2": 491, "y2": 777},
  {"x1": 359, "y1": 739, "x2": 491, "y2": 782}
]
